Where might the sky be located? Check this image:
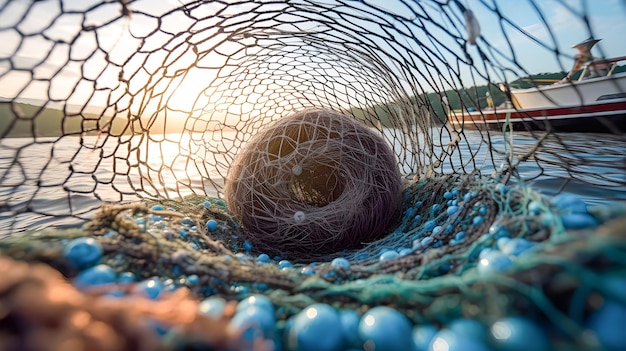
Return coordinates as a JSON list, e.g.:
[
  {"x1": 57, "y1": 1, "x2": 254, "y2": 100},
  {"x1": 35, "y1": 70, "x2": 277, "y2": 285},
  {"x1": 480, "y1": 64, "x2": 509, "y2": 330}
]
[
  {"x1": 471, "y1": 0, "x2": 626, "y2": 75},
  {"x1": 0, "y1": 0, "x2": 625, "y2": 115}
]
